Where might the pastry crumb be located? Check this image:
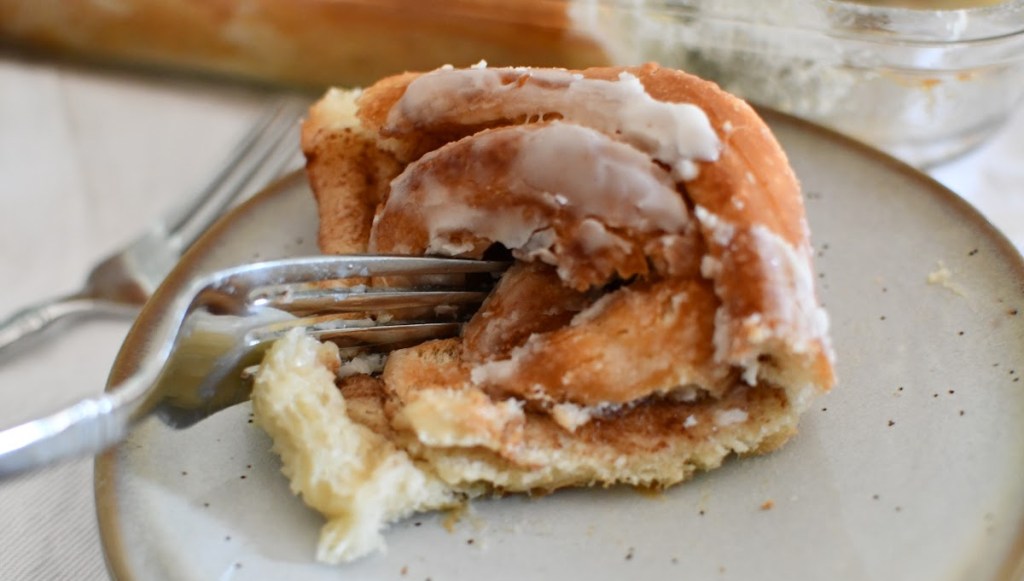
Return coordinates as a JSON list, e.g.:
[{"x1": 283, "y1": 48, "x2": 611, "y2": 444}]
[
  {"x1": 760, "y1": 499, "x2": 775, "y2": 511},
  {"x1": 927, "y1": 261, "x2": 967, "y2": 296}
]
